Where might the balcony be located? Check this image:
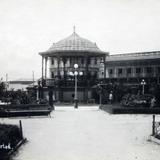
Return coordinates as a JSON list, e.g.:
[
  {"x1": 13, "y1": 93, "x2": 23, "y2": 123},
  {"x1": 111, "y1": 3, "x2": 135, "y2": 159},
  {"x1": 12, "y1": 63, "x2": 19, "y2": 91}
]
[
  {"x1": 45, "y1": 77, "x2": 98, "y2": 88},
  {"x1": 45, "y1": 78, "x2": 56, "y2": 86}
]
